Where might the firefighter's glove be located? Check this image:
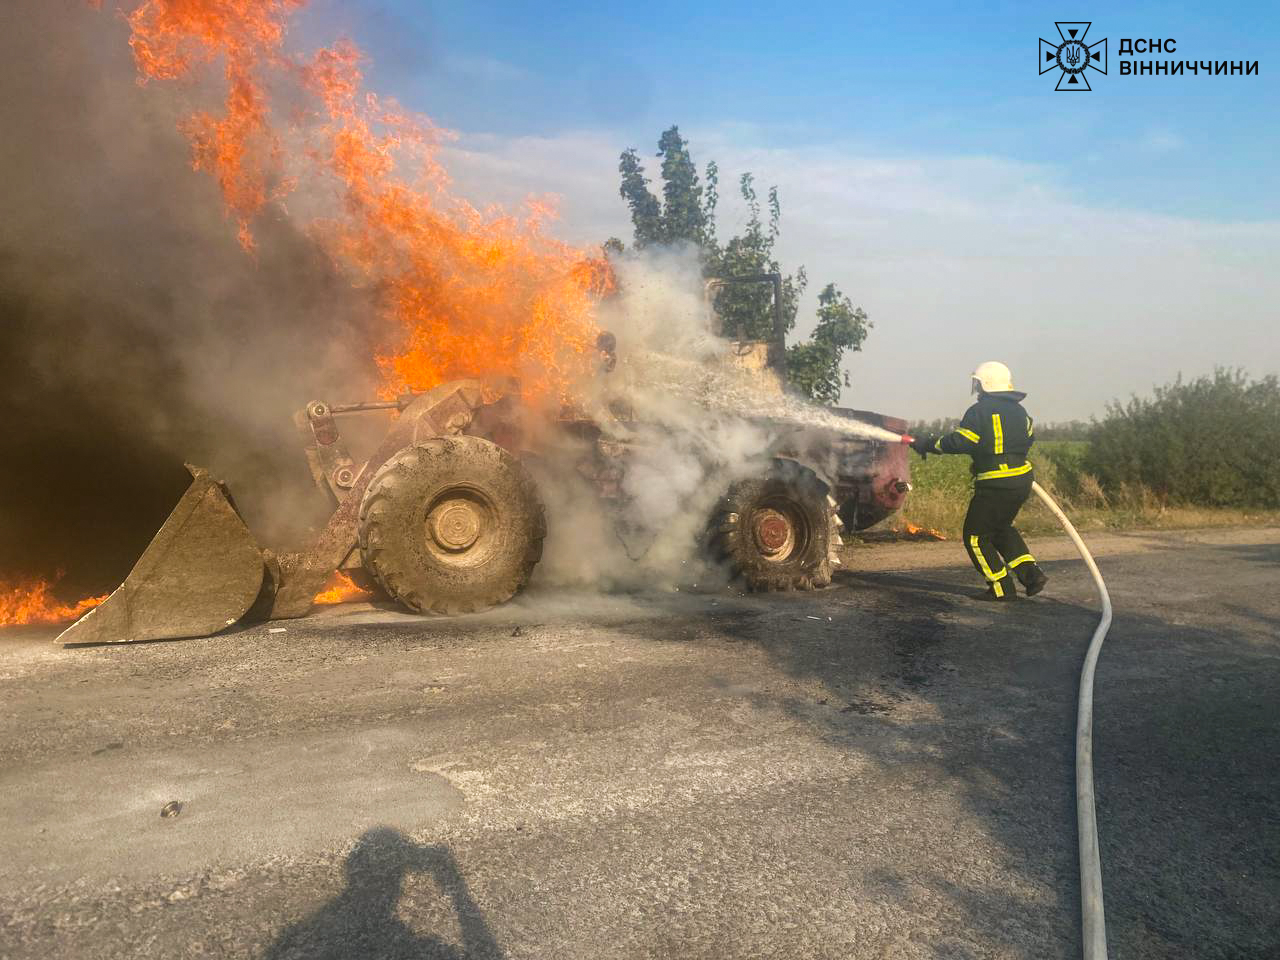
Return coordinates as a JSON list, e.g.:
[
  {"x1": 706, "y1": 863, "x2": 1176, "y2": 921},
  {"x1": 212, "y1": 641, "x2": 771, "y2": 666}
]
[{"x1": 910, "y1": 434, "x2": 937, "y2": 457}]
